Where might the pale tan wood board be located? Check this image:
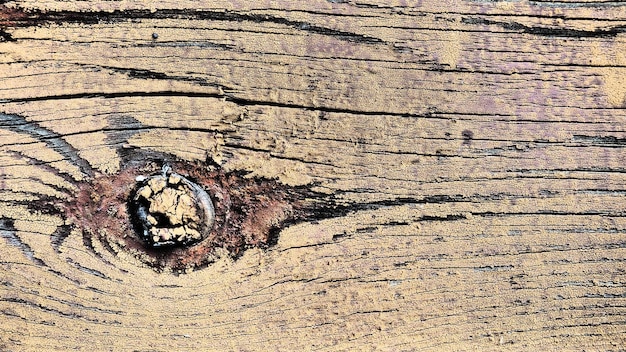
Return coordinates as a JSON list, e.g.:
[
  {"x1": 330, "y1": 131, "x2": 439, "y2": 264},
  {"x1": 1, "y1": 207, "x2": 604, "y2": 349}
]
[{"x1": 0, "y1": 0, "x2": 625, "y2": 350}]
